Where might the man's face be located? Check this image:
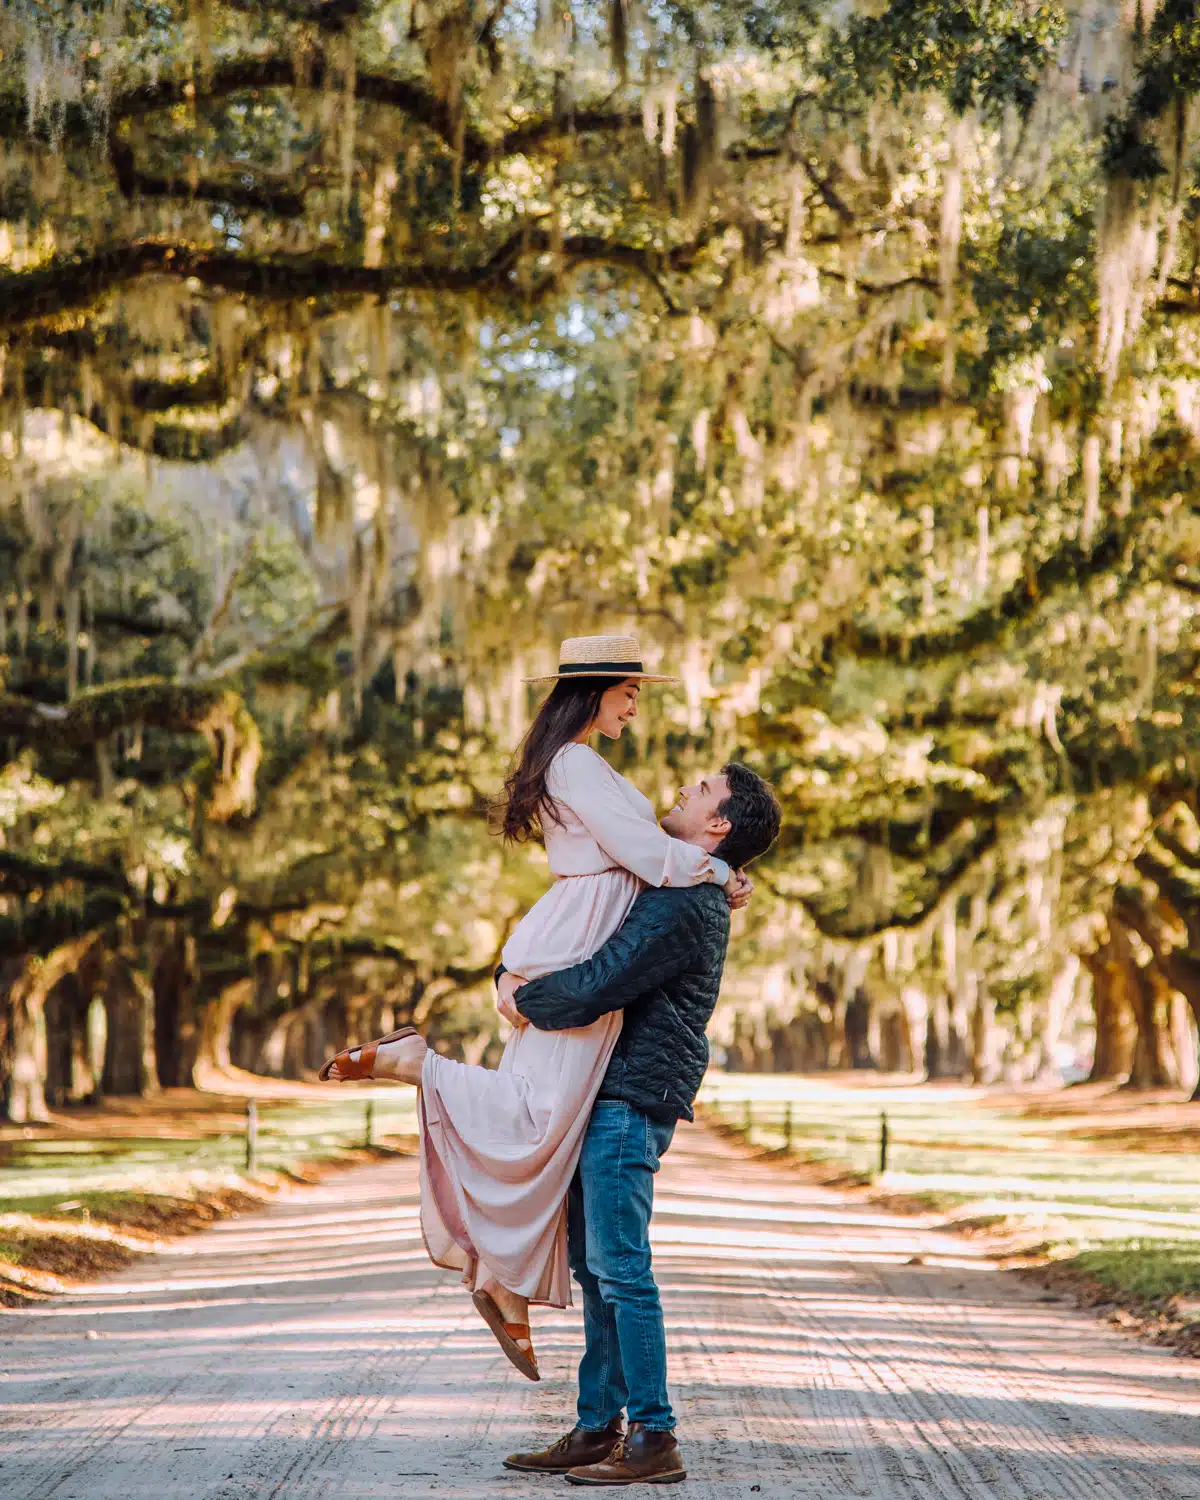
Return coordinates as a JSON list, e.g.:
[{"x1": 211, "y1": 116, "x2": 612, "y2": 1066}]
[{"x1": 661, "y1": 772, "x2": 731, "y2": 844}]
